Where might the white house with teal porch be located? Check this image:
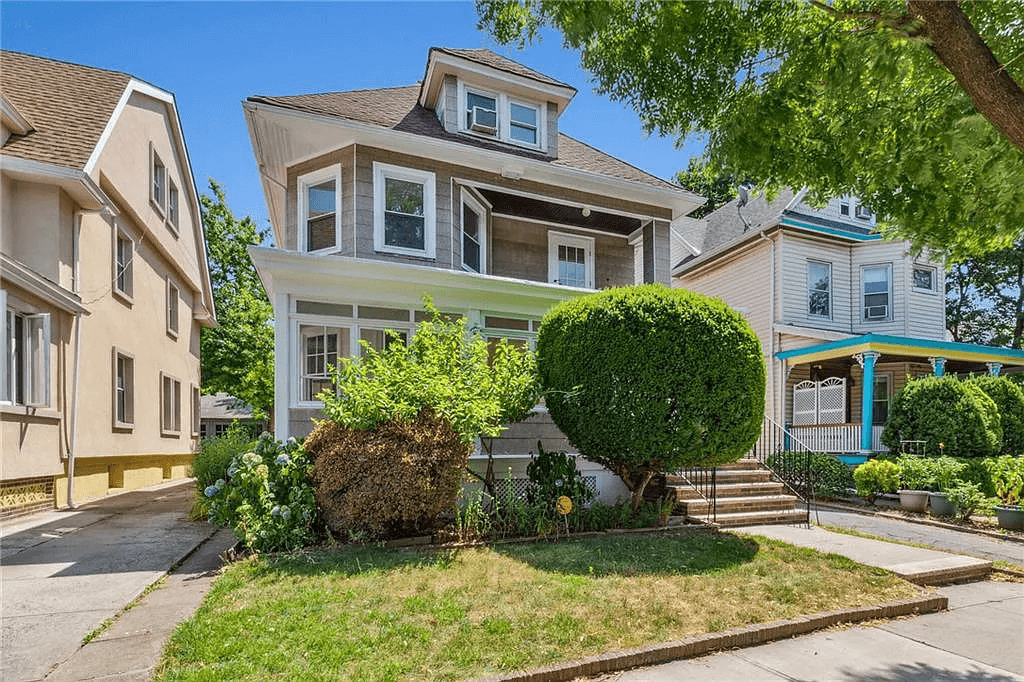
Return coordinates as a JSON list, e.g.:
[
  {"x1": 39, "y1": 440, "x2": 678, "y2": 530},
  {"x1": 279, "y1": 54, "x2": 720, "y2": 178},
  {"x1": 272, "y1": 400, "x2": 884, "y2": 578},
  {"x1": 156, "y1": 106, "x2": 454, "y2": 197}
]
[{"x1": 673, "y1": 187, "x2": 1024, "y2": 457}]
